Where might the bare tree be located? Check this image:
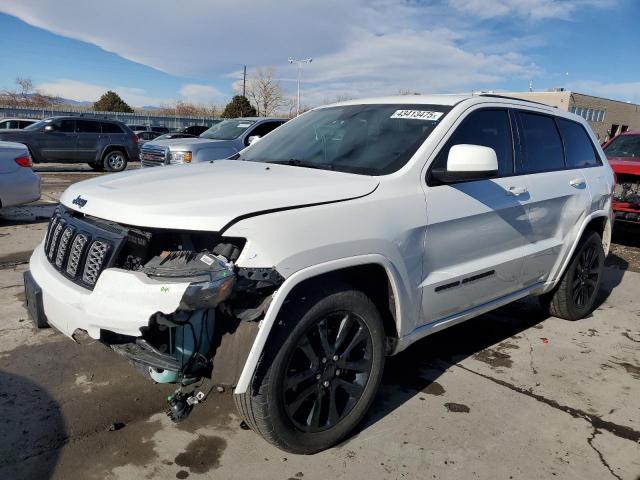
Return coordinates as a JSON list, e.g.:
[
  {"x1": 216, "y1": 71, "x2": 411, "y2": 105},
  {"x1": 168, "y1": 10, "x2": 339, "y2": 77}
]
[
  {"x1": 245, "y1": 67, "x2": 285, "y2": 116},
  {"x1": 16, "y1": 77, "x2": 34, "y2": 97},
  {"x1": 153, "y1": 100, "x2": 221, "y2": 118},
  {"x1": 0, "y1": 76, "x2": 59, "y2": 107}
]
